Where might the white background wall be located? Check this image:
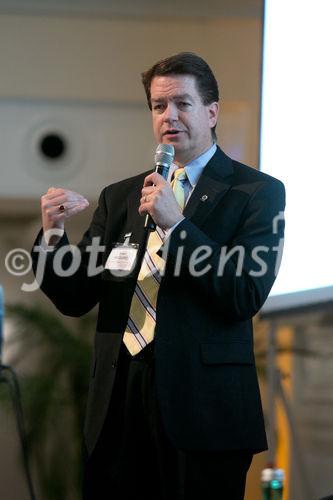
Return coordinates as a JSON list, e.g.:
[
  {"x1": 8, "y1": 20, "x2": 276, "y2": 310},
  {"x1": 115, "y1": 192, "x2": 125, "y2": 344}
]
[{"x1": 0, "y1": 14, "x2": 262, "y2": 208}]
